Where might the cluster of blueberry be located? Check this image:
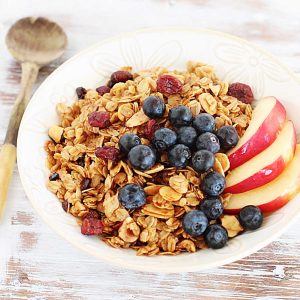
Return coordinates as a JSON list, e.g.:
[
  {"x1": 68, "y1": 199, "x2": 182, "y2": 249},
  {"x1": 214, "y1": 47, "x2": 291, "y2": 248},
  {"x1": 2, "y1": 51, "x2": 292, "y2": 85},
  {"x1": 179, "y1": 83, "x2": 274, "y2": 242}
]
[
  {"x1": 183, "y1": 204, "x2": 263, "y2": 249},
  {"x1": 121, "y1": 95, "x2": 239, "y2": 171},
  {"x1": 119, "y1": 95, "x2": 239, "y2": 203},
  {"x1": 116, "y1": 95, "x2": 254, "y2": 249},
  {"x1": 116, "y1": 183, "x2": 264, "y2": 250}
]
